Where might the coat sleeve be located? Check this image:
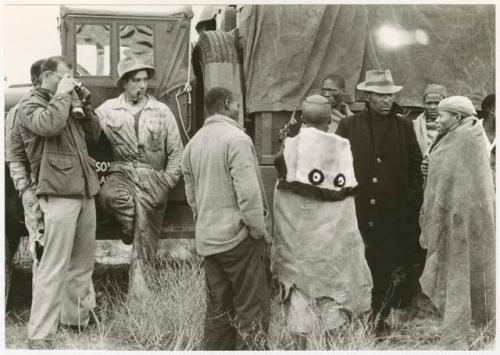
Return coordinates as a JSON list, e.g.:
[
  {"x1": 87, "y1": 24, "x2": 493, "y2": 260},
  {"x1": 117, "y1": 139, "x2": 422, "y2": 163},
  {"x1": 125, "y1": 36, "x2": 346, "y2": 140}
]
[
  {"x1": 228, "y1": 136, "x2": 266, "y2": 234},
  {"x1": 19, "y1": 94, "x2": 71, "y2": 137},
  {"x1": 181, "y1": 146, "x2": 197, "y2": 222},
  {"x1": 407, "y1": 121, "x2": 424, "y2": 211},
  {"x1": 80, "y1": 104, "x2": 101, "y2": 142},
  {"x1": 162, "y1": 108, "x2": 183, "y2": 189},
  {"x1": 335, "y1": 116, "x2": 349, "y2": 139}
]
